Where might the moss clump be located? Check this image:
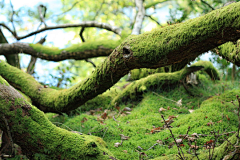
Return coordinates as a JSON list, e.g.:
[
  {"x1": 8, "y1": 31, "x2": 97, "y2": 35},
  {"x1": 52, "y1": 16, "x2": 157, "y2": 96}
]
[
  {"x1": 112, "y1": 66, "x2": 203, "y2": 105},
  {"x1": 130, "y1": 67, "x2": 165, "y2": 80},
  {"x1": 191, "y1": 60, "x2": 220, "y2": 80}
]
